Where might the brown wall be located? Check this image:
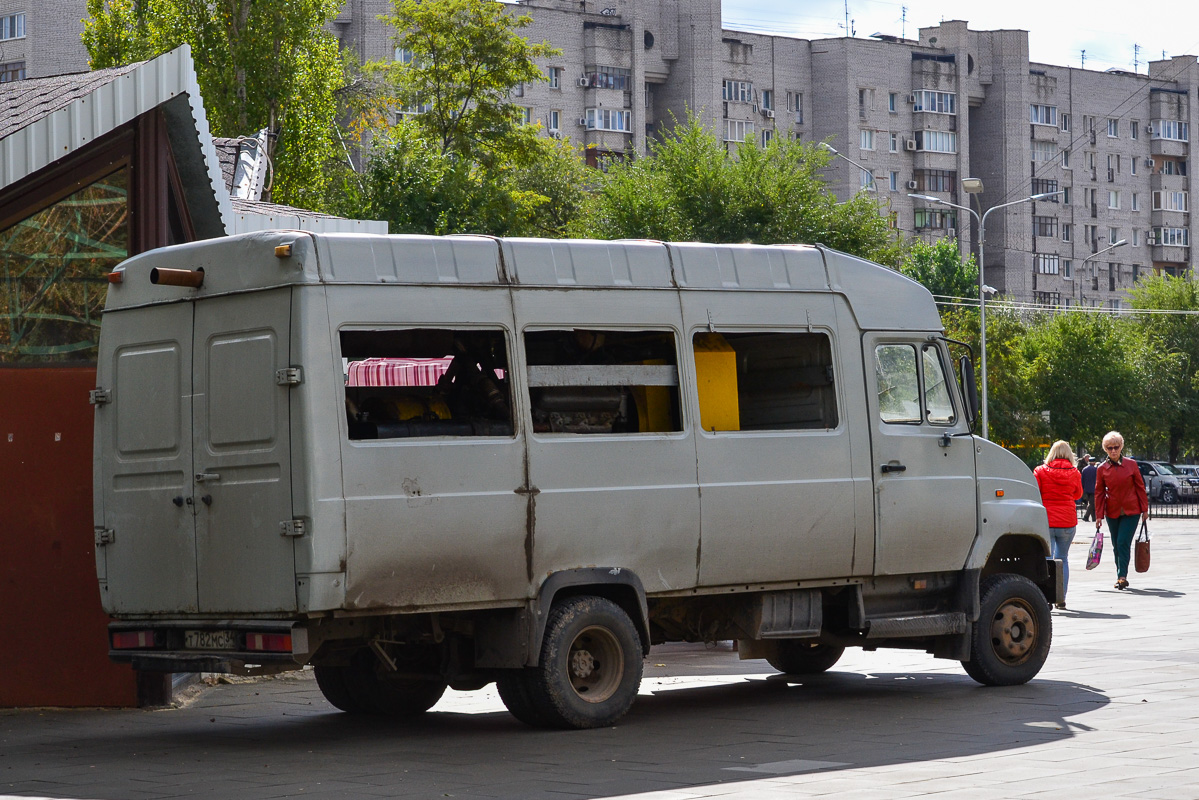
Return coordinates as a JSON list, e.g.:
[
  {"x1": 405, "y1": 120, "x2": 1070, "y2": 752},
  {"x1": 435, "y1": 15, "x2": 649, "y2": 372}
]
[{"x1": 0, "y1": 367, "x2": 138, "y2": 707}]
